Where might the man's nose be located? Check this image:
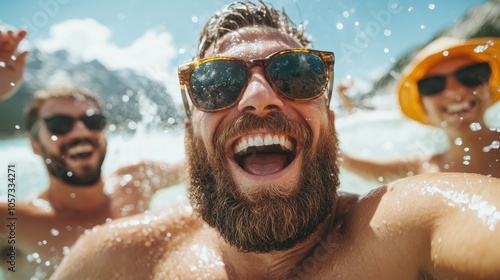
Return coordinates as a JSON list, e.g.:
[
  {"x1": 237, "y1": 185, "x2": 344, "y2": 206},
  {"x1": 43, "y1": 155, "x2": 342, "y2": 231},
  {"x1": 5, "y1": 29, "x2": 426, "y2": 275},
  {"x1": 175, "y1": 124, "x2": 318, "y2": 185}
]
[
  {"x1": 70, "y1": 119, "x2": 93, "y2": 136},
  {"x1": 443, "y1": 76, "x2": 468, "y2": 101},
  {"x1": 237, "y1": 67, "x2": 284, "y2": 117}
]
